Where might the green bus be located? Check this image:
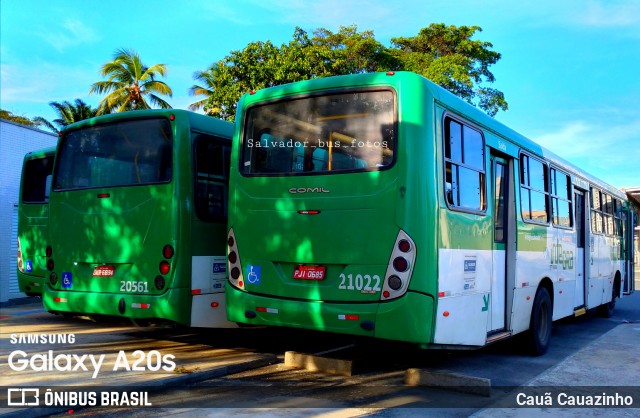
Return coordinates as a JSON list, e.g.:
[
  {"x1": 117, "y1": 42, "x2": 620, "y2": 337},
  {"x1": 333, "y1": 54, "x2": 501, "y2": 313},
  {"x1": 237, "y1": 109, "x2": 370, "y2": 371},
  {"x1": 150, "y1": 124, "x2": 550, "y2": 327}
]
[
  {"x1": 43, "y1": 109, "x2": 236, "y2": 328},
  {"x1": 17, "y1": 146, "x2": 56, "y2": 296},
  {"x1": 226, "y1": 71, "x2": 635, "y2": 354}
]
